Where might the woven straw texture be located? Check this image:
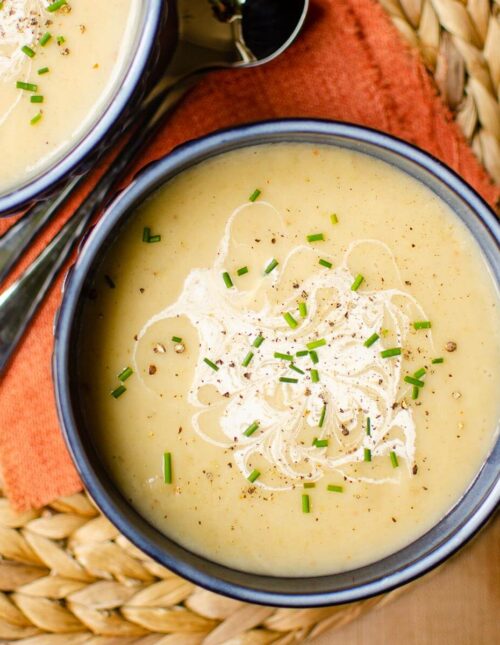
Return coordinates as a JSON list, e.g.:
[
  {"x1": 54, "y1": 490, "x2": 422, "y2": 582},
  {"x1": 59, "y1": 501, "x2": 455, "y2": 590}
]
[
  {"x1": 0, "y1": 488, "x2": 413, "y2": 644},
  {"x1": 0, "y1": 3, "x2": 497, "y2": 643},
  {"x1": 379, "y1": 0, "x2": 500, "y2": 184}
]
